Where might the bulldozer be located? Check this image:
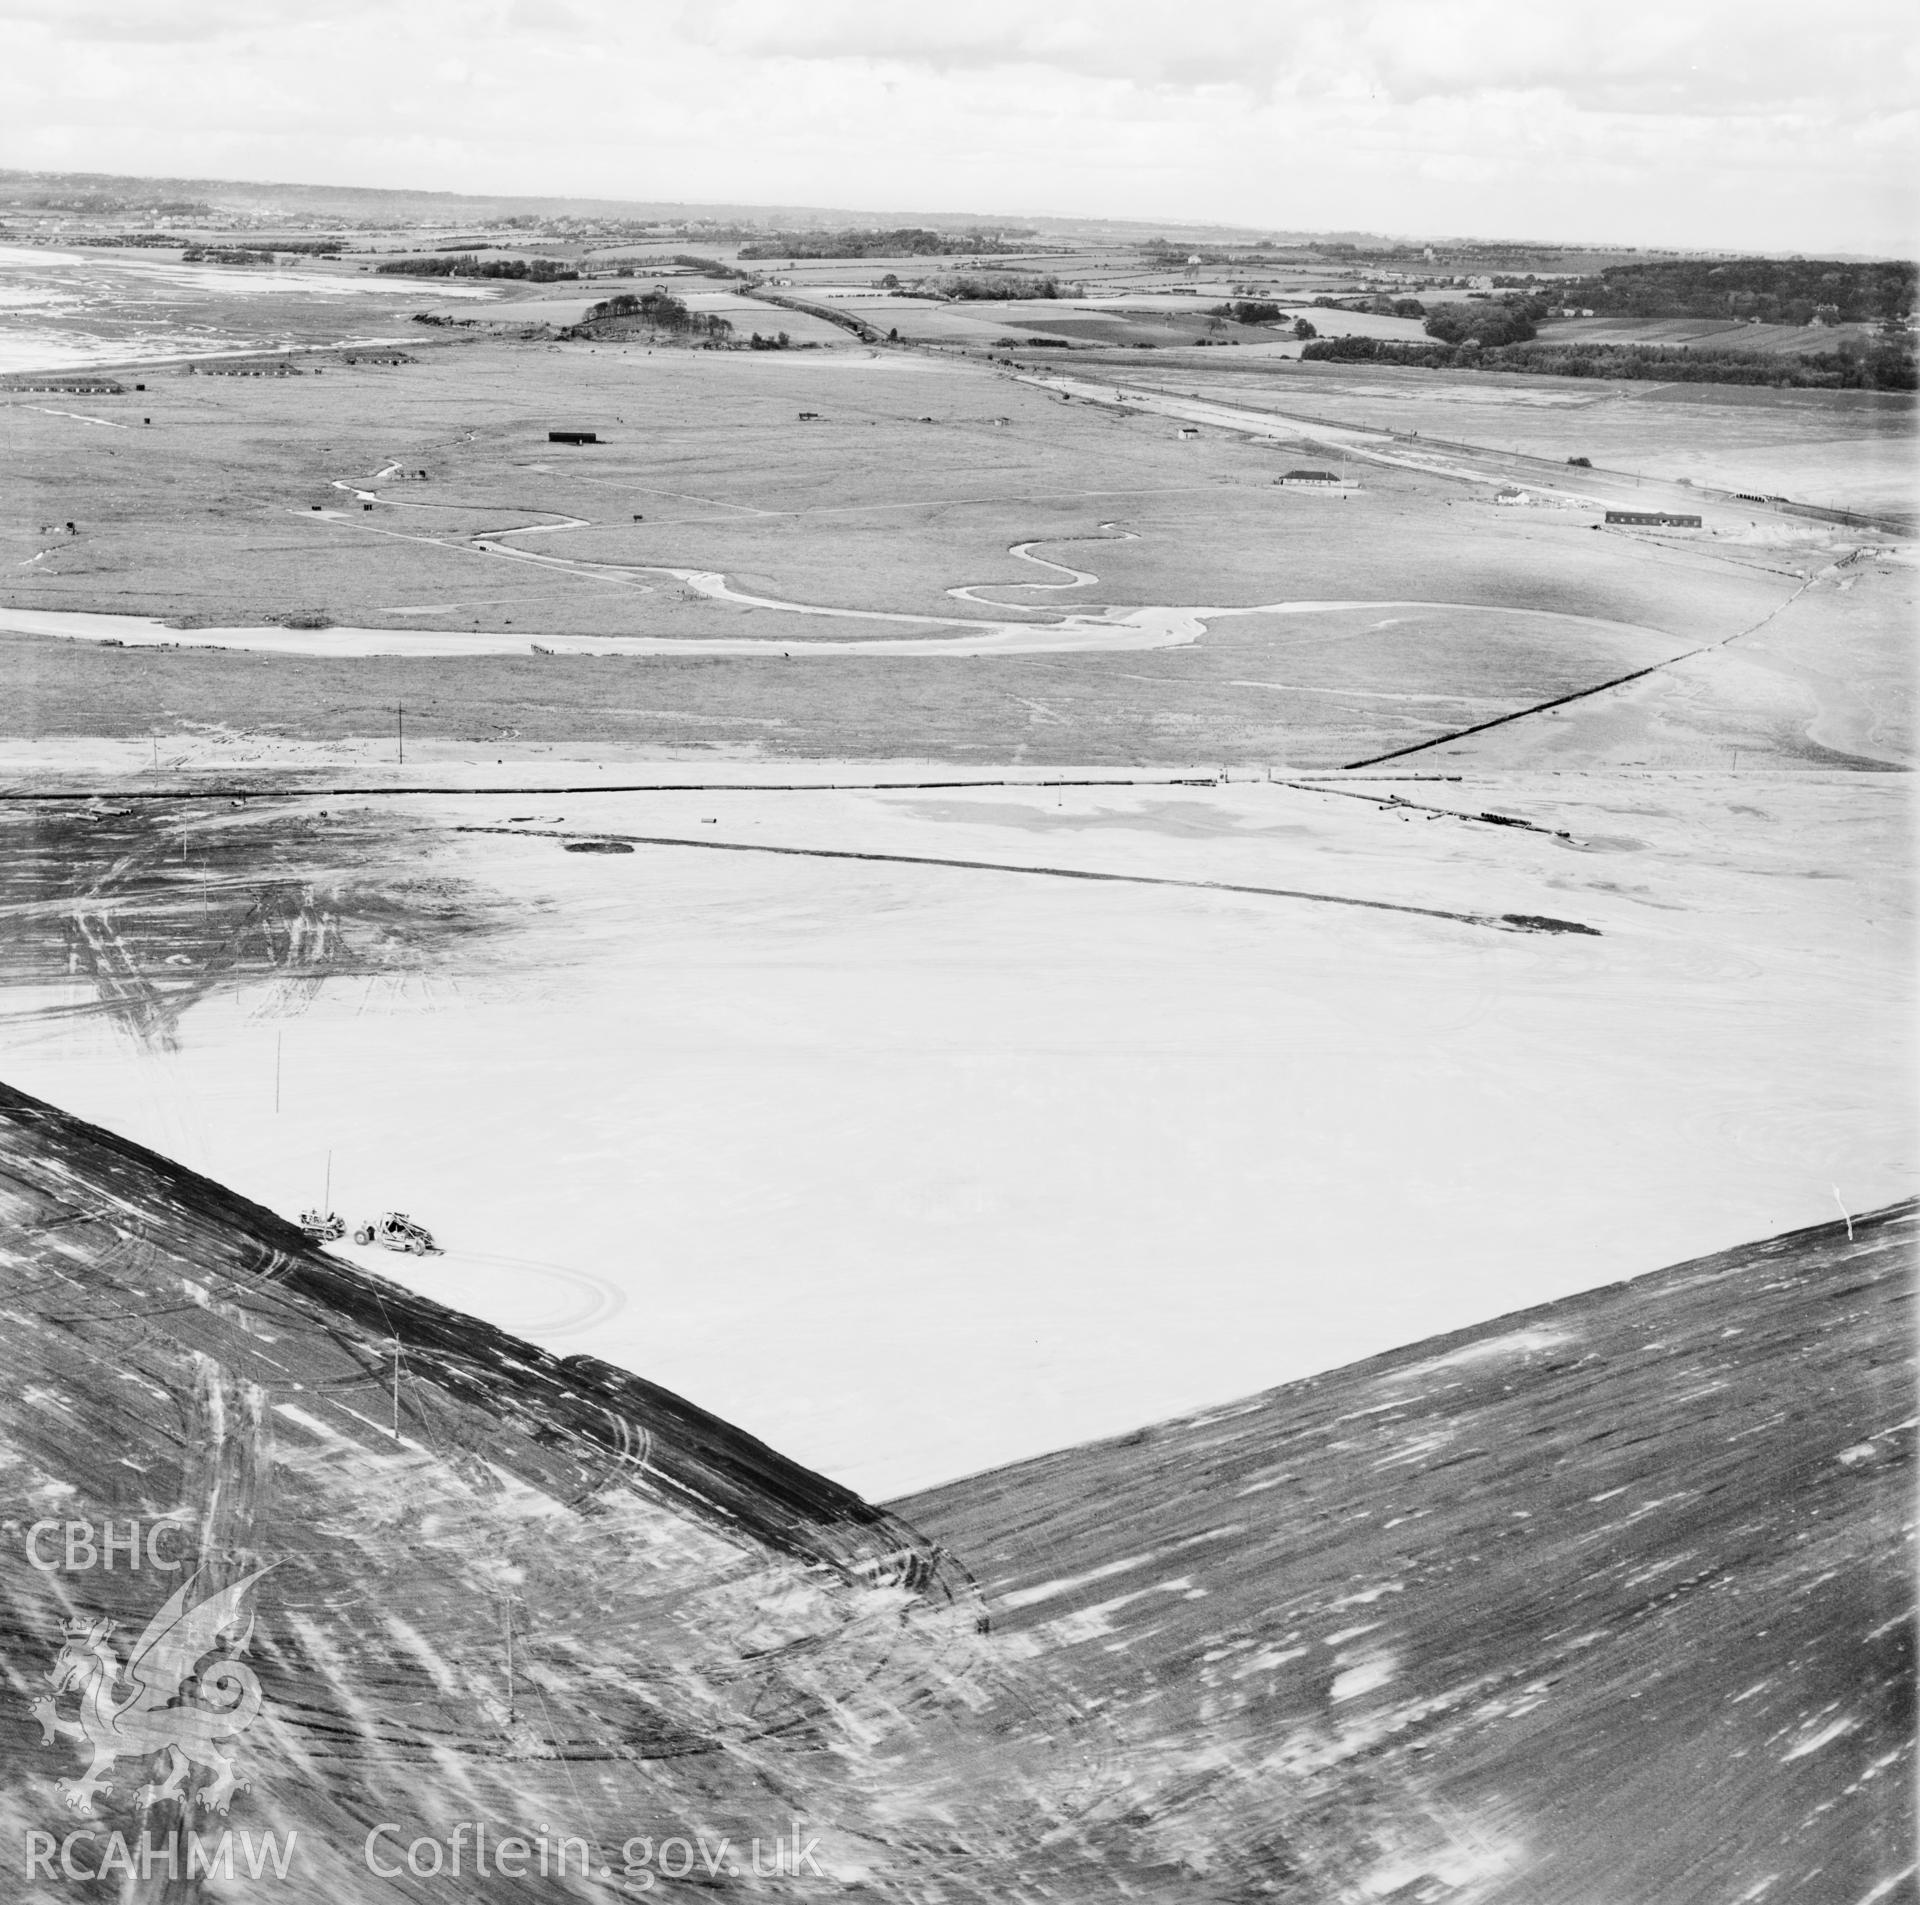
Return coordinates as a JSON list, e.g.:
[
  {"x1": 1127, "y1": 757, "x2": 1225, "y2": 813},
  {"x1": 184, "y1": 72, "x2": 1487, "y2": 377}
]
[{"x1": 298, "y1": 1209, "x2": 346, "y2": 1243}]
